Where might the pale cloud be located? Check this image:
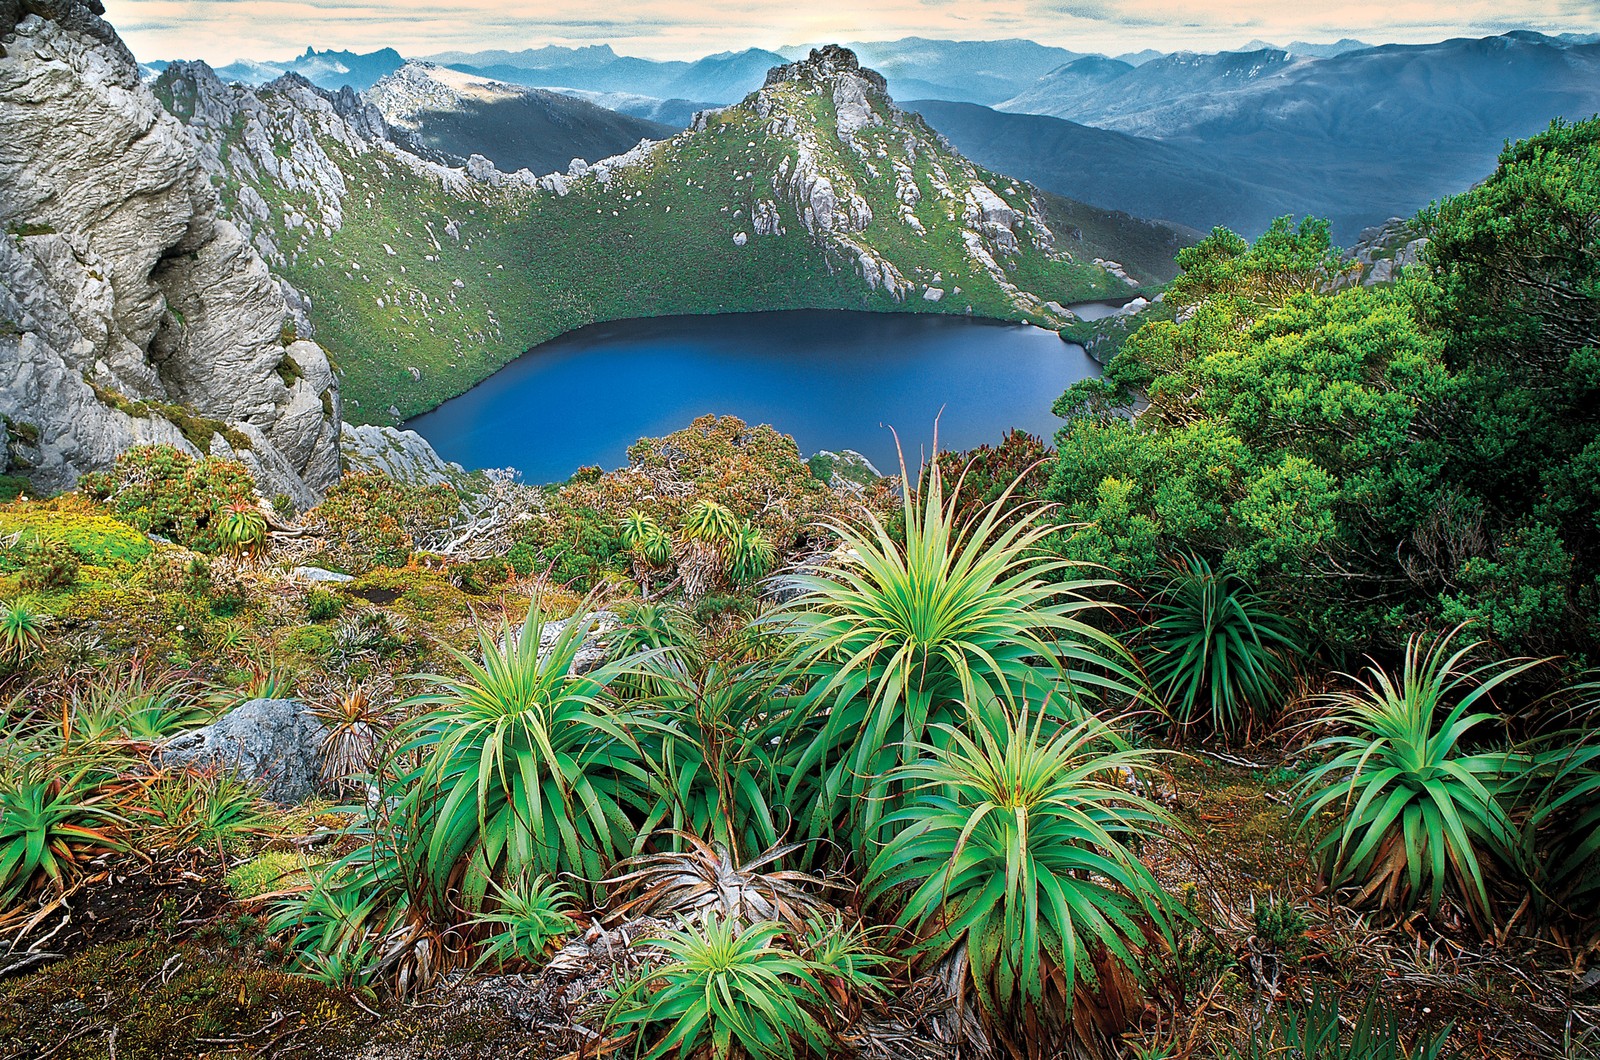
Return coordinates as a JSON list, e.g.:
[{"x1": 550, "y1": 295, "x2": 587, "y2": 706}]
[{"x1": 102, "y1": 0, "x2": 1600, "y2": 65}]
